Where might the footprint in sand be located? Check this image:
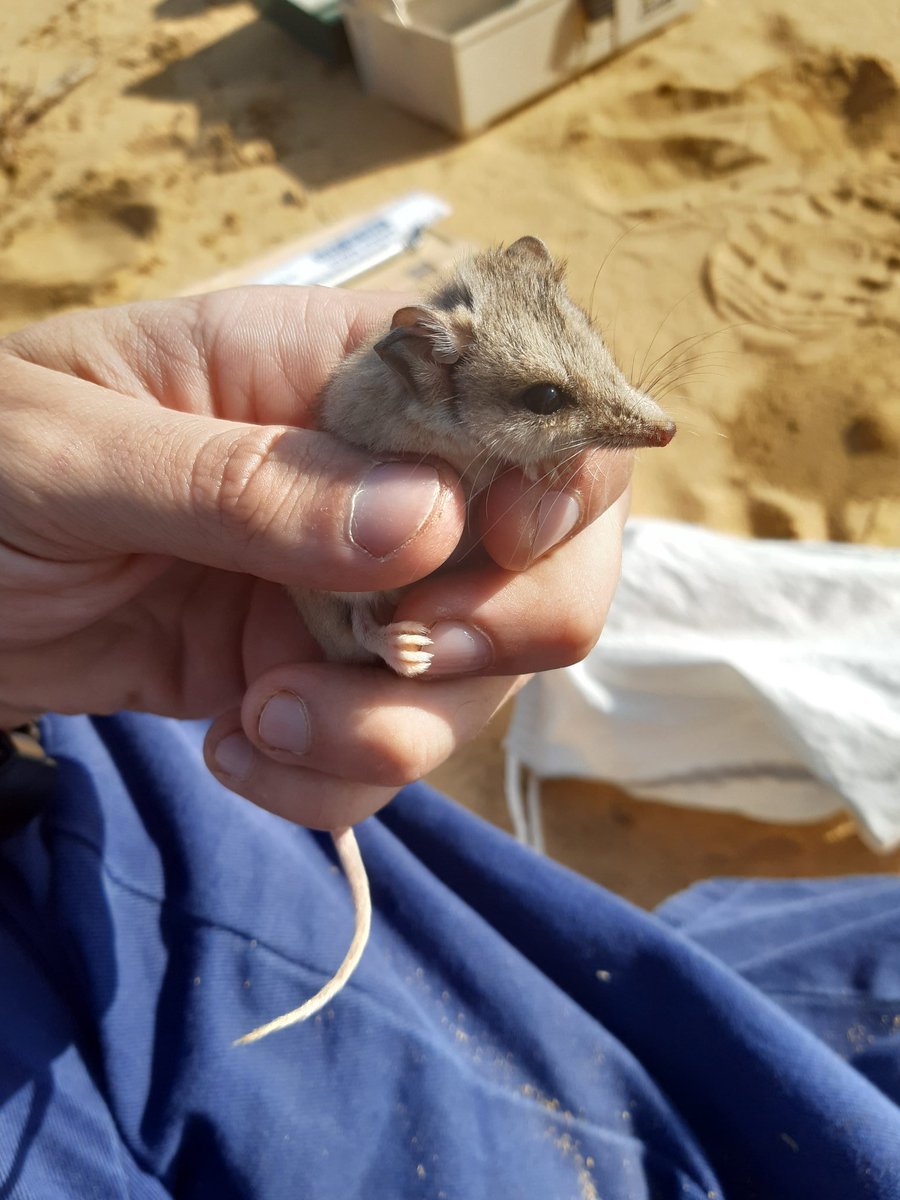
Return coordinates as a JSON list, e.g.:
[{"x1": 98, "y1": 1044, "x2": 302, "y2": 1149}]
[{"x1": 705, "y1": 164, "x2": 900, "y2": 340}]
